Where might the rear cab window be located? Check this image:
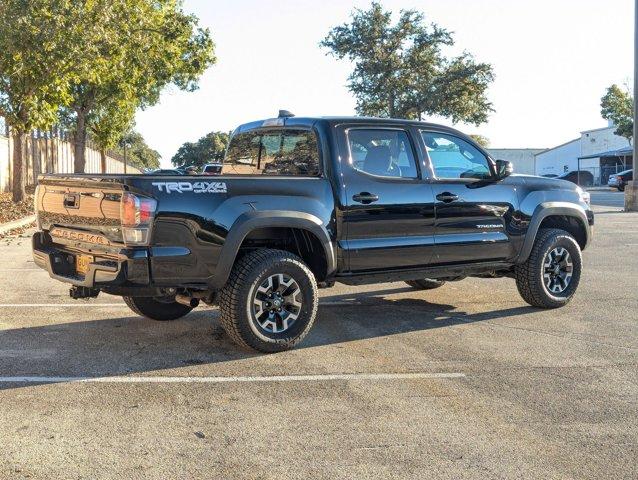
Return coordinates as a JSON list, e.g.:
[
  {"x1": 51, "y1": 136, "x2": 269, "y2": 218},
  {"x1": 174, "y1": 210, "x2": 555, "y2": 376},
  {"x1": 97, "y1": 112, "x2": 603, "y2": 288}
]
[
  {"x1": 223, "y1": 129, "x2": 320, "y2": 176},
  {"x1": 347, "y1": 128, "x2": 418, "y2": 179}
]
